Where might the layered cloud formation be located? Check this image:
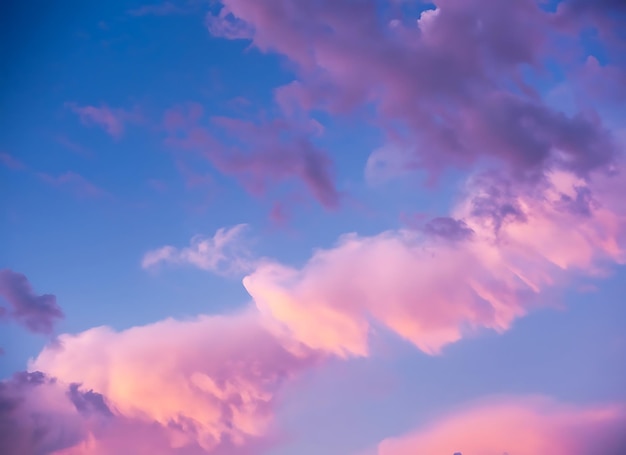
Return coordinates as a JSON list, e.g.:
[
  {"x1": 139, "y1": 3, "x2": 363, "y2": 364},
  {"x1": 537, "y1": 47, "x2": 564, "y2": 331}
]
[
  {"x1": 3, "y1": 0, "x2": 626, "y2": 454},
  {"x1": 5, "y1": 161, "x2": 625, "y2": 453}
]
